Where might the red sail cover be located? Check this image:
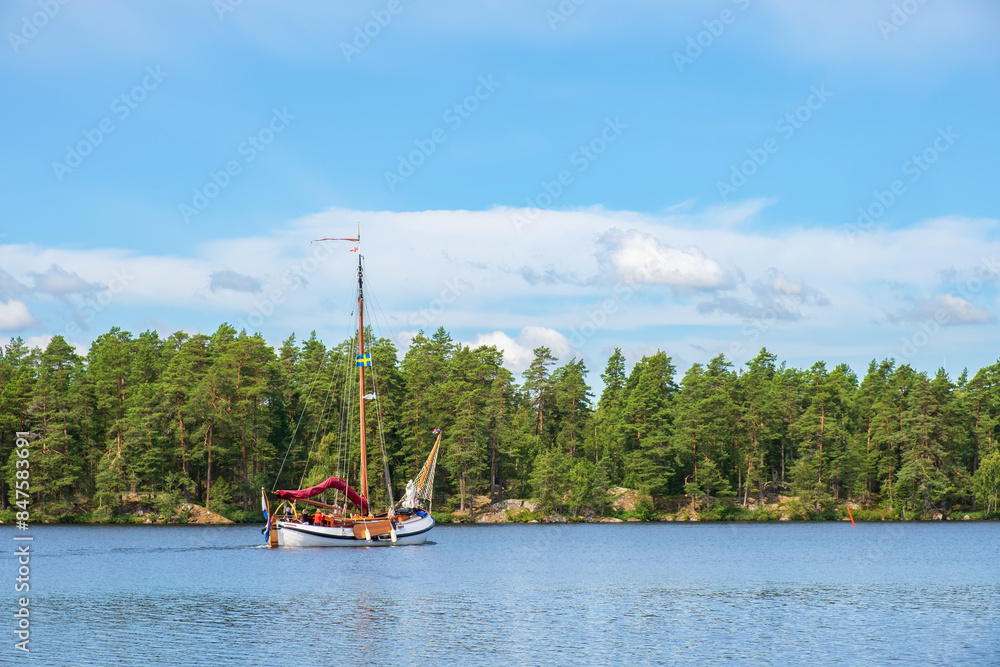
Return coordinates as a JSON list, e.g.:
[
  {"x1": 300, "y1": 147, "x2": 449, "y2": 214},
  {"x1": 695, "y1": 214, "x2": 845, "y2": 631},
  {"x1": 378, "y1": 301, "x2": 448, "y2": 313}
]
[{"x1": 275, "y1": 477, "x2": 369, "y2": 514}]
